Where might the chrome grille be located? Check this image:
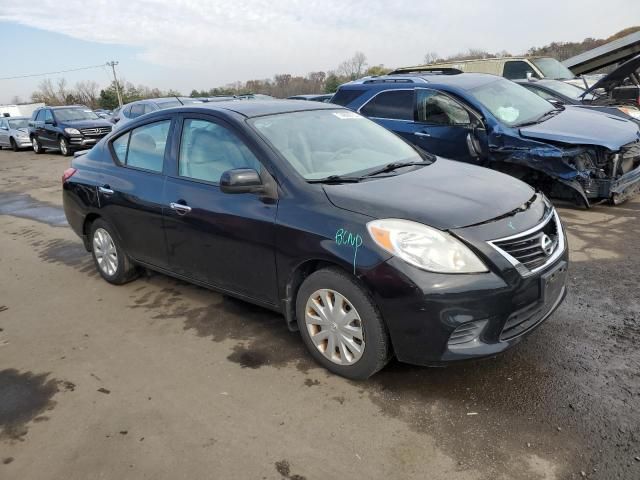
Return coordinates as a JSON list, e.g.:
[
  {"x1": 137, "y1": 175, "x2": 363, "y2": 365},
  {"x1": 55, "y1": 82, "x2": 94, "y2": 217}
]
[
  {"x1": 488, "y1": 210, "x2": 565, "y2": 276},
  {"x1": 80, "y1": 127, "x2": 111, "y2": 136}
]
